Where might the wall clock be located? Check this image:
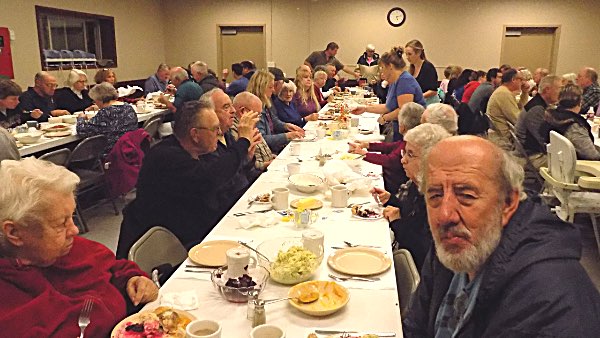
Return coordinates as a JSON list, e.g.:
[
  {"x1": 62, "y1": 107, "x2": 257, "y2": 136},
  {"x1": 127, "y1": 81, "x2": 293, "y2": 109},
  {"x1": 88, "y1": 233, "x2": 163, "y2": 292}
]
[{"x1": 387, "y1": 7, "x2": 406, "y2": 27}]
